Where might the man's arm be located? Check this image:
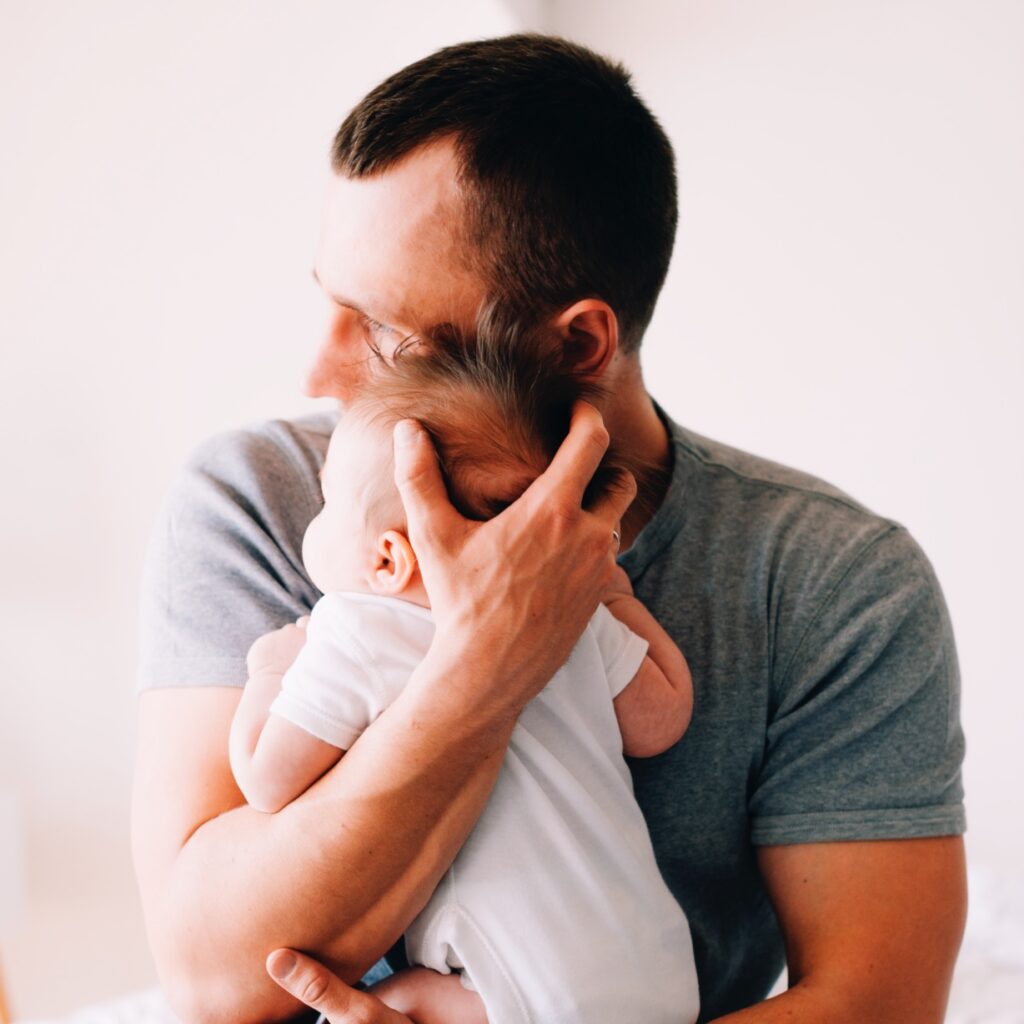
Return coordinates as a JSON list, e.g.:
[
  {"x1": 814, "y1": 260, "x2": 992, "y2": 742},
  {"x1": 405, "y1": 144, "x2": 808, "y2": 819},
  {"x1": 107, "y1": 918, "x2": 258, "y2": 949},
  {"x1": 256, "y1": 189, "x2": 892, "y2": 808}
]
[
  {"x1": 134, "y1": 672, "x2": 513, "y2": 1023},
  {"x1": 132, "y1": 406, "x2": 634, "y2": 1024},
  {"x1": 235, "y1": 836, "x2": 965, "y2": 1024},
  {"x1": 708, "y1": 837, "x2": 967, "y2": 1023}
]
